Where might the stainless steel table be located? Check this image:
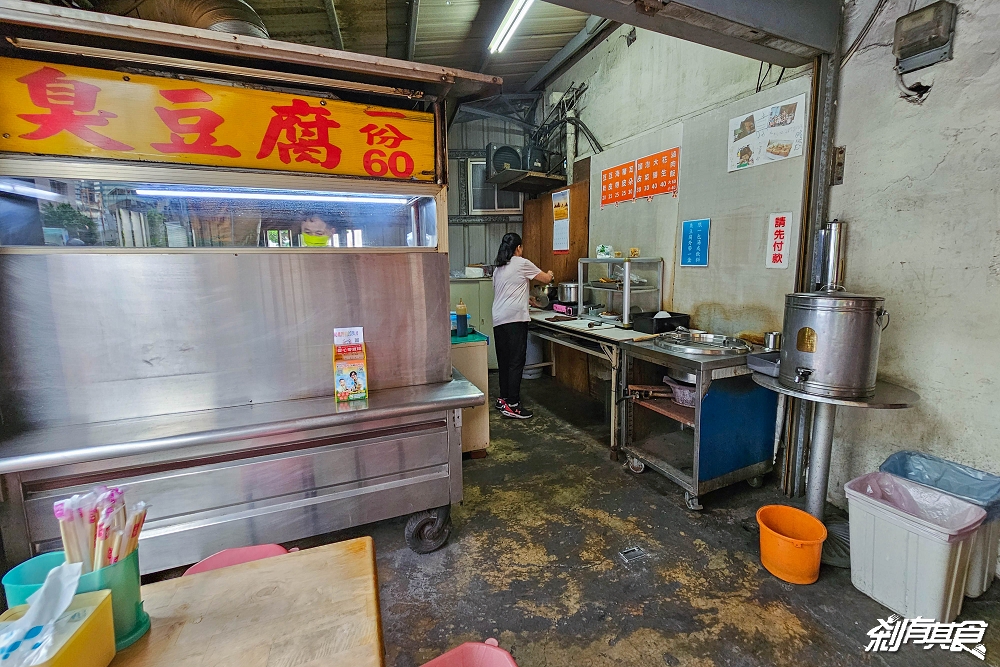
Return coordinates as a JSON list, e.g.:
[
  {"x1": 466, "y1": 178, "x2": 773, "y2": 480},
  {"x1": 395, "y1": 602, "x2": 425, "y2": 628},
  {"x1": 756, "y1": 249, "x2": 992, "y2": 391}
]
[
  {"x1": 528, "y1": 312, "x2": 651, "y2": 458},
  {"x1": 752, "y1": 373, "x2": 920, "y2": 565}
]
